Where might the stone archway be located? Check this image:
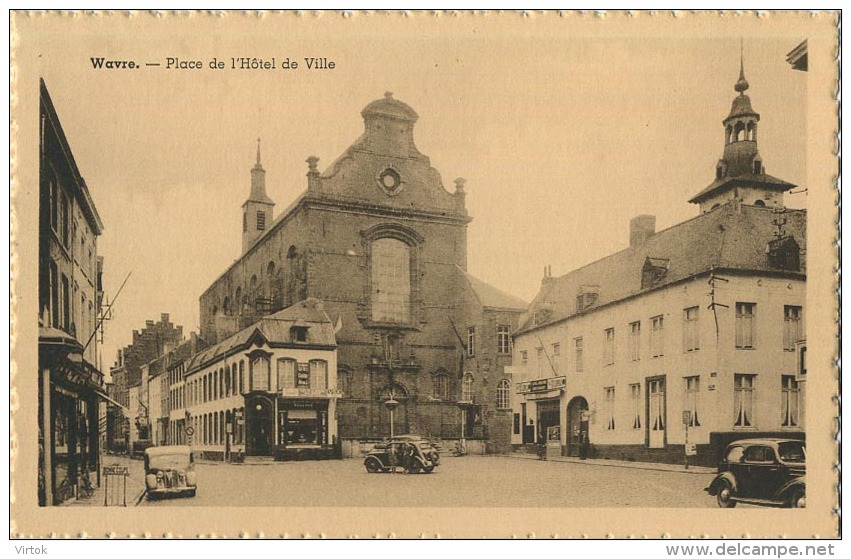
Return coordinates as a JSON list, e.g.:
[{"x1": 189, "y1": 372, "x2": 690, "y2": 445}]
[{"x1": 566, "y1": 396, "x2": 589, "y2": 457}]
